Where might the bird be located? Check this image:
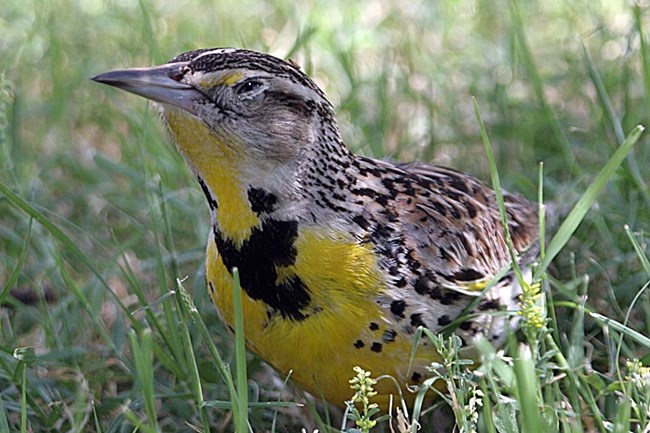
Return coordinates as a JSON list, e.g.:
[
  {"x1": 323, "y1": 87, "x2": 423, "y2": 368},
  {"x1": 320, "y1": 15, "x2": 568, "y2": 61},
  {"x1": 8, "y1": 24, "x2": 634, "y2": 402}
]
[{"x1": 92, "y1": 48, "x2": 539, "y2": 409}]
